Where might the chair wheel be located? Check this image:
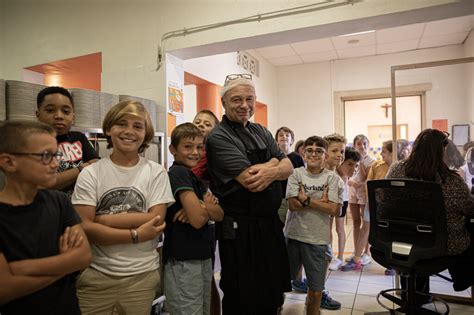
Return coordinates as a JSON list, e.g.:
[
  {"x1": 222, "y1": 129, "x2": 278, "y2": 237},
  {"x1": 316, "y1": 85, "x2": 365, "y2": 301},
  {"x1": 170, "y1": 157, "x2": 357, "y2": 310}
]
[{"x1": 376, "y1": 288, "x2": 450, "y2": 314}]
